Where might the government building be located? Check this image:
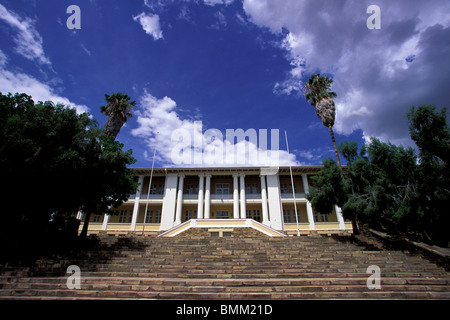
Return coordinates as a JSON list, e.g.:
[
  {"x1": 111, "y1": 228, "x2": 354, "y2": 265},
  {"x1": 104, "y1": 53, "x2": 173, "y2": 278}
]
[{"x1": 77, "y1": 166, "x2": 352, "y2": 237}]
